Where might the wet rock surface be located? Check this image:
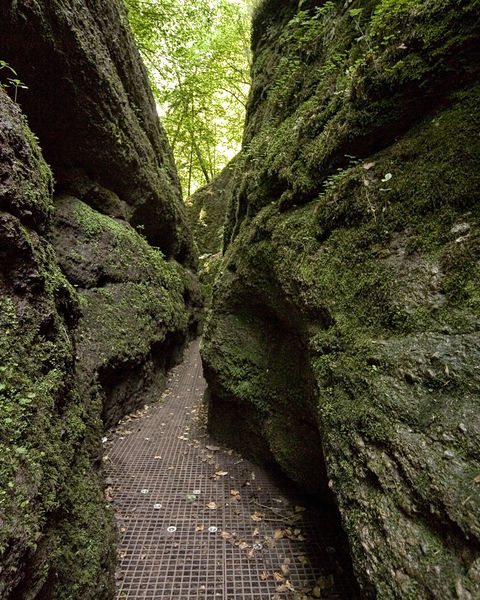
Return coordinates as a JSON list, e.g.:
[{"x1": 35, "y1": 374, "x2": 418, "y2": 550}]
[{"x1": 52, "y1": 194, "x2": 202, "y2": 428}]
